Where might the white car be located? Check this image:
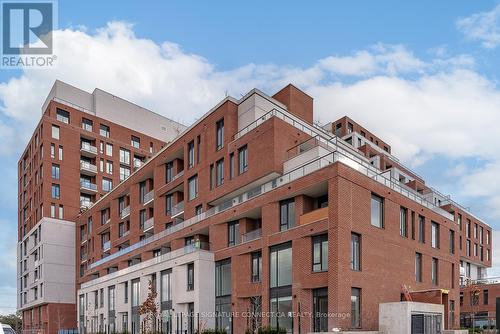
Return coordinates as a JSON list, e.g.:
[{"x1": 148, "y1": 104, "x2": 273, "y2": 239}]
[{"x1": 0, "y1": 324, "x2": 16, "y2": 334}]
